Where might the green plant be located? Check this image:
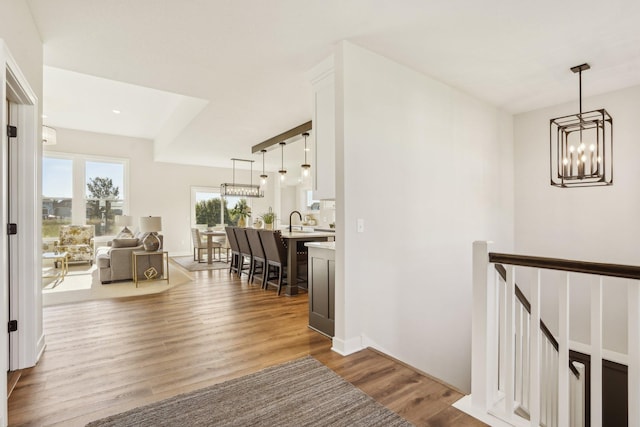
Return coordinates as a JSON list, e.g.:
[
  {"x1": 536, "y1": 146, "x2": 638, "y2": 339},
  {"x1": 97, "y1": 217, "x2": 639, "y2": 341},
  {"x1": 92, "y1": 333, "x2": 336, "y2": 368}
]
[
  {"x1": 230, "y1": 199, "x2": 251, "y2": 219},
  {"x1": 260, "y1": 207, "x2": 276, "y2": 224}
]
